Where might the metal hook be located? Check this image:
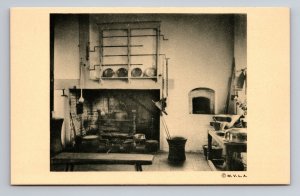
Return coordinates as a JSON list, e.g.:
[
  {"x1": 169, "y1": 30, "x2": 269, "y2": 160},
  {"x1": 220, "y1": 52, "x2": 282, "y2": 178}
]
[{"x1": 61, "y1": 89, "x2": 68, "y2": 97}]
